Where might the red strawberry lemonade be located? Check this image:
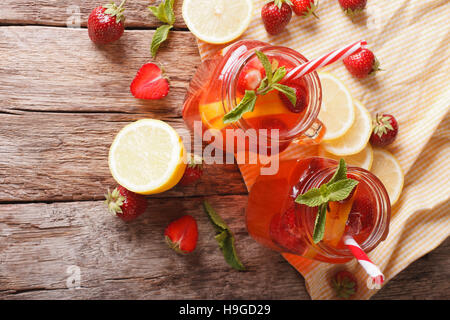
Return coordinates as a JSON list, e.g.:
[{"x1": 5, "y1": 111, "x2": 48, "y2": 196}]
[
  {"x1": 246, "y1": 157, "x2": 391, "y2": 263},
  {"x1": 182, "y1": 40, "x2": 324, "y2": 156}
]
